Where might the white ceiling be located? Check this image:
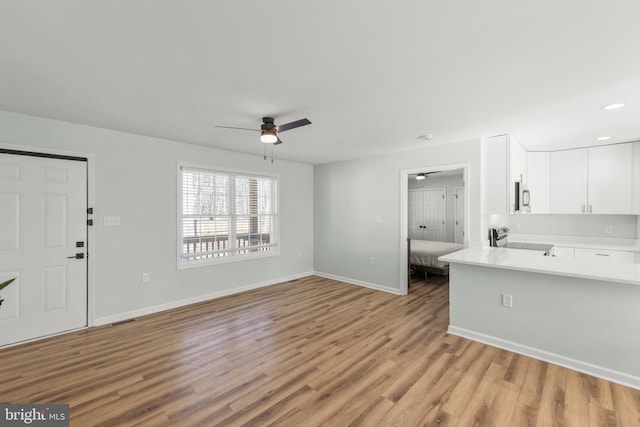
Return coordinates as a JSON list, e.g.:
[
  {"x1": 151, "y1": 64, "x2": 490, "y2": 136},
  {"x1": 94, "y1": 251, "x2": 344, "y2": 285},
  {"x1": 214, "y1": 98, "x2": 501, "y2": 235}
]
[{"x1": 2, "y1": 1, "x2": 640, "y2": 165}]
